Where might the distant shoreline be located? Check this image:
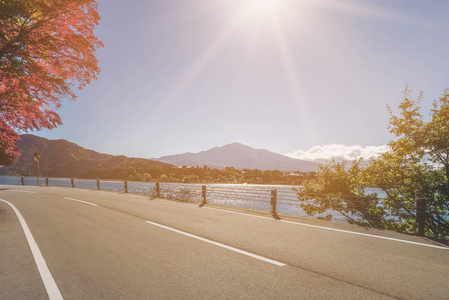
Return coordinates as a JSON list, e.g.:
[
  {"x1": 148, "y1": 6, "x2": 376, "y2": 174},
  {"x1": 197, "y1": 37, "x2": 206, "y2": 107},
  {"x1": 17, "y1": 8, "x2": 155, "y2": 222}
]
[{"x1": 0, "y1": 175, "x2": 299, "y2": 186}]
